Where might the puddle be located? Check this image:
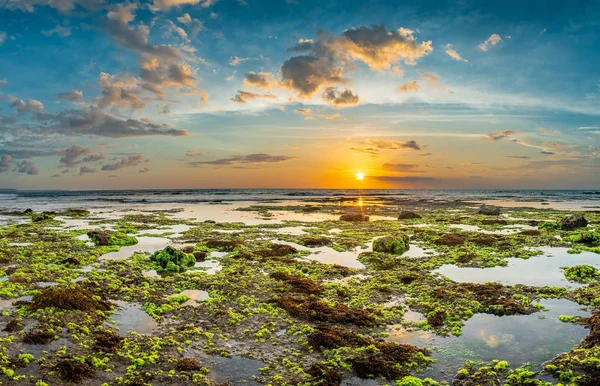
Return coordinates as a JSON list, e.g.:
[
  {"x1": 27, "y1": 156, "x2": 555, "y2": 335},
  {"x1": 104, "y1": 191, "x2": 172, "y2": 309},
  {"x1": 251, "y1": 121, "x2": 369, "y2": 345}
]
[
  {"x1": 8, "y1": 242, "x2": 32, "y2": 247},
  {"x1": 206, "y1": 356, "x2": 264, "y2": 385},
  {"x1": 0, "y1": 295, "x2": 32, "y2": 310},
  {"x1": 449, "y1": 224, "x2": 538, "y2": 235},
  {"x1": 170, "y1": 289, "x2": 209, "y2": 306},
  {"x1": 274, "y1": 226, "x2": 306, "y2": 235},
  {"x1": 326, "y1": 274, "x2": 370, "y2": 285},
  {"x1": 137, "y1": 224, "x2": 190, "y2": 236},
  {"x1": 277, "y1": 240, "x2": 366, "y2": 269},
  {"x1": 109, "y1": 300, "x2": 158, "y2": 335},
  {"x1": 388, "y1": 298, "x2": 589, "y2": 381},
  {"x1": 435, "y1": 247, "x2": 600, "y2": 288},
  {"x1": 403, "y1": 244, "x2": 436, "y2": 259},
  {"x1": 99, "y1": 237, "x2": 171, "y2": 260}
]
